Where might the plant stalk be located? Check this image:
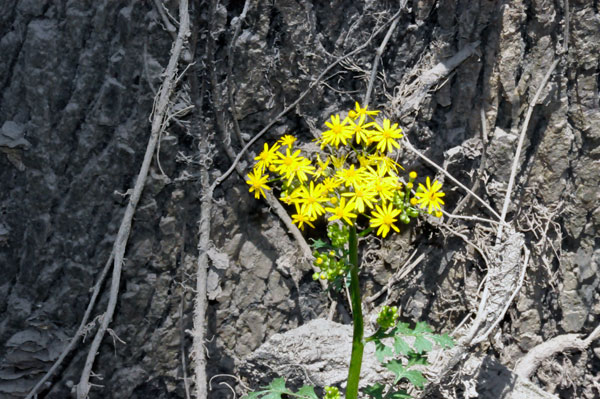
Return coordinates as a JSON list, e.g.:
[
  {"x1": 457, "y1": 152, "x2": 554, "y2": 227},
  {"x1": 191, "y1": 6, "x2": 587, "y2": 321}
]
[{"x1": 346, "y1": 225, "x2": 364, "y2": 399}]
